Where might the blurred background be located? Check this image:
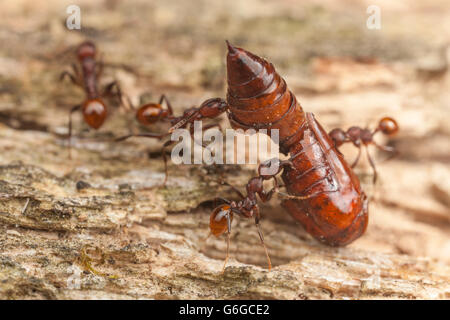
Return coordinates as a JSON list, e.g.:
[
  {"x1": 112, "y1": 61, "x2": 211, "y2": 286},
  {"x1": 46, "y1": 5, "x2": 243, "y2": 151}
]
[{"x1": 0, "y1": 0, "x2": 449, "y2": 293}]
